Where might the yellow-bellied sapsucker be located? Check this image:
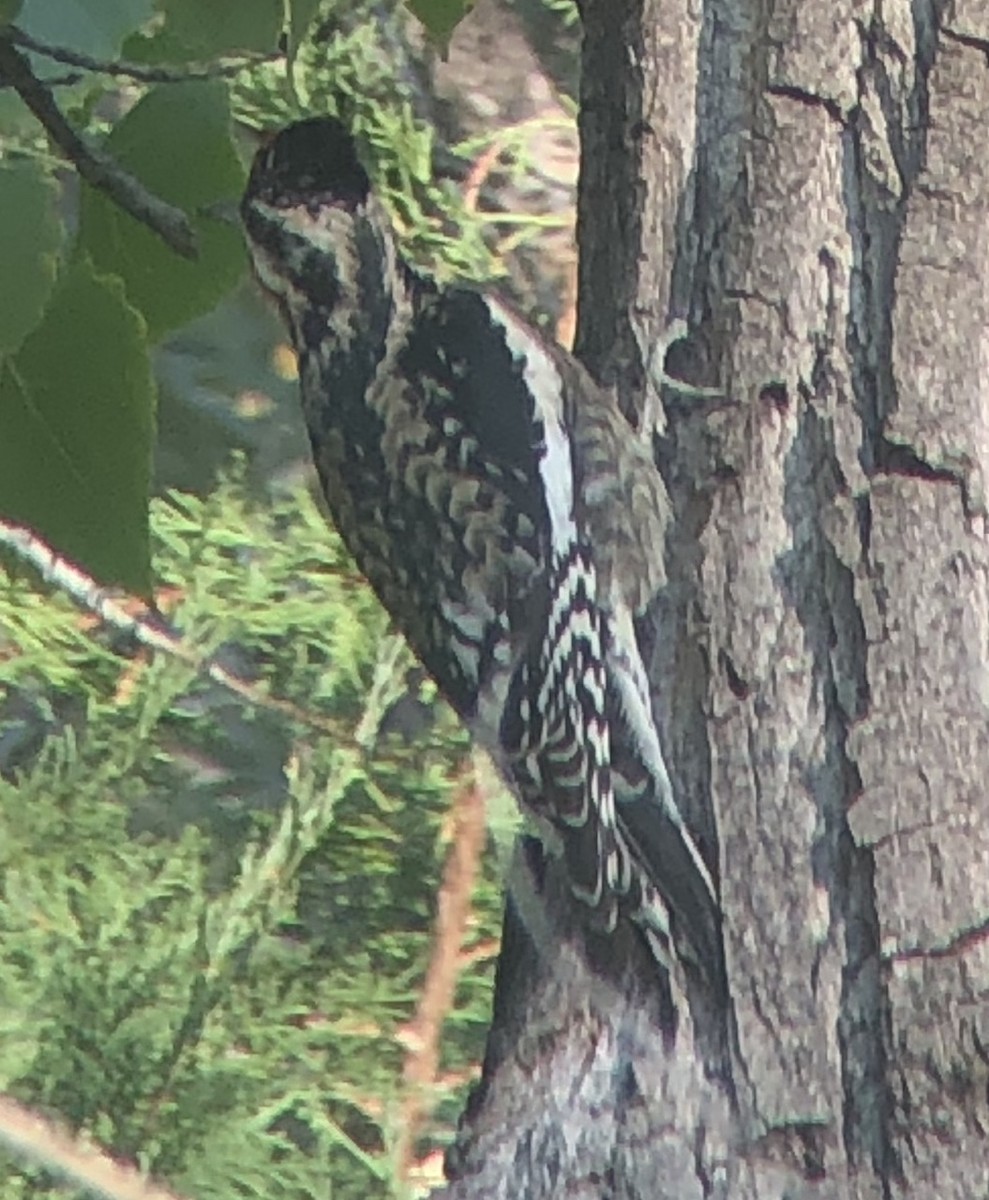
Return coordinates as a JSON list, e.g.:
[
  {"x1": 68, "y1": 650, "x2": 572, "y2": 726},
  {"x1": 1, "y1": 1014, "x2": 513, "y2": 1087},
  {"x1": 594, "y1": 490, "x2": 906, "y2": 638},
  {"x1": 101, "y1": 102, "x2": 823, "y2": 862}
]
[{"x1": 242, "y1": 117, "x2": 722, "y2": 987}]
